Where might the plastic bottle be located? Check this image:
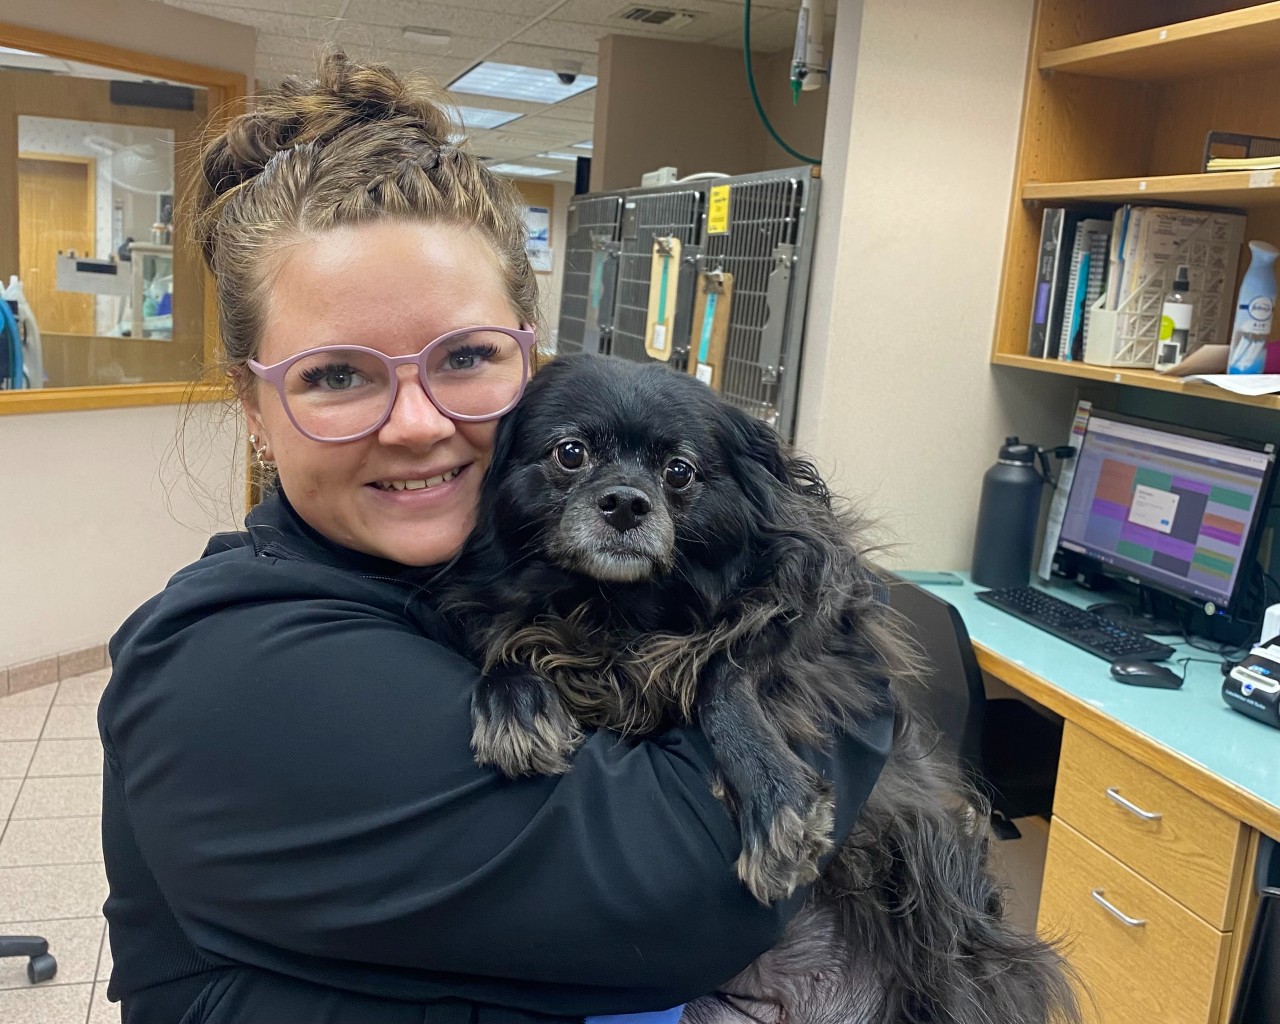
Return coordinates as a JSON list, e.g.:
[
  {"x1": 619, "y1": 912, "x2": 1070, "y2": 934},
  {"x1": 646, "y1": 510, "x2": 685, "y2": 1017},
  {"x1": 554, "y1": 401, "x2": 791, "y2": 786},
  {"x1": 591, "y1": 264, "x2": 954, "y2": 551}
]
[
  {"x1": 1227, "y1": 240, "x2": 1279, "y2": 374},
  {"x1": 971, "y1": 438, "x2": 1044, "y2": 589},
  {"x1": 1155, "y1": 264, "x2": 1193, "y2": 372}
]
